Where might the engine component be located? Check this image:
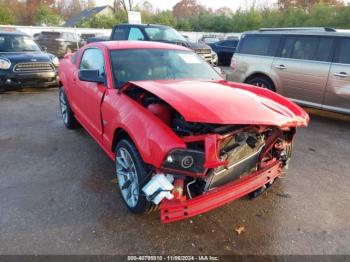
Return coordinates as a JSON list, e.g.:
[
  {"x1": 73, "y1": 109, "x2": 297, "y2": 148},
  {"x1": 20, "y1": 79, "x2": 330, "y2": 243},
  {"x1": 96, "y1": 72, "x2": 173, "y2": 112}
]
[
  {"x1": 204, "y1": 133, "x2": 265, "y2": 191},
  {"x1": 142, "y1": 174, "x2": 174, "y2": 205},
  {"x1": 147, "y1": 103, "x2": 172, "y2": 124}
]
